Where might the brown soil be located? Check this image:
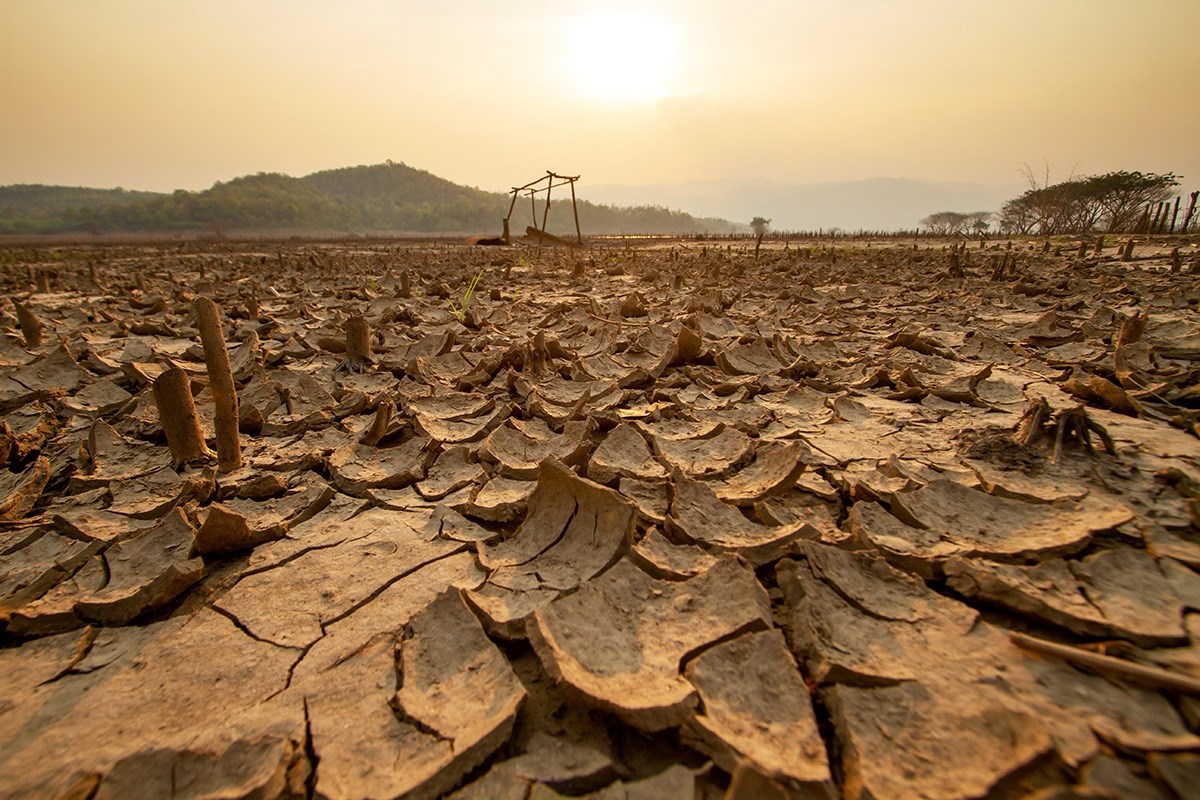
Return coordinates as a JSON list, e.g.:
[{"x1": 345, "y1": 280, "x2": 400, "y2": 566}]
[{"x1": 1, "y1": 234, "x2": 1199, "y2": 799}]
